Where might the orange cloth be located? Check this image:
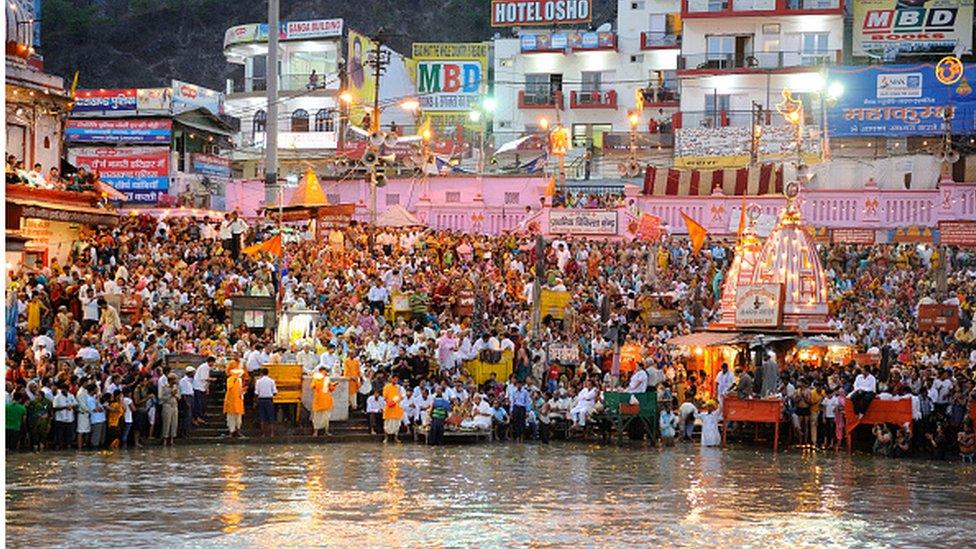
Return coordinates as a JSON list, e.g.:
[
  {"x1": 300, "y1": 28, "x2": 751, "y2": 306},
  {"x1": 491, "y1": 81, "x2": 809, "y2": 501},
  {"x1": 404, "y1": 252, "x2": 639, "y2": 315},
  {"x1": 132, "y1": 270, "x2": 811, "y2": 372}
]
[
  {"x1": 619, "y1": 343, "x2": 642, "y2": 374},
  {"x1": 343, "y1": 357, "x2": 361, "y2": 396},
  {"x1": 382, "y1": 382, "x2": 403, "y2": 420},
  {"x1": 311, "y1": 372, "x2": 334, "y2": 412},
  {"x1": 223, "y1": 368, "x2": 245, "y2": 416},
  {"x1": 242, "y1": 234, "x2": 283, "y2": 258}
]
